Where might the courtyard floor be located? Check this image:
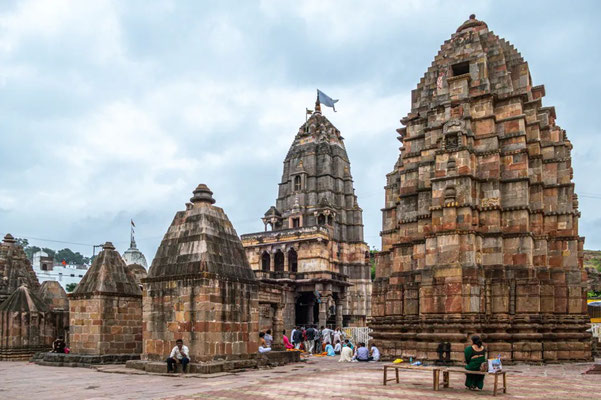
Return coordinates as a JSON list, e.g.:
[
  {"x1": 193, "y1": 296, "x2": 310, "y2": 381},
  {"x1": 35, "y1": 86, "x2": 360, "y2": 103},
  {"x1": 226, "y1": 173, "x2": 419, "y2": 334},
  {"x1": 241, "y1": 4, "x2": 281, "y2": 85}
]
[{"x1": 1, "y1": 357, "x2": 600, "y2": 399}]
